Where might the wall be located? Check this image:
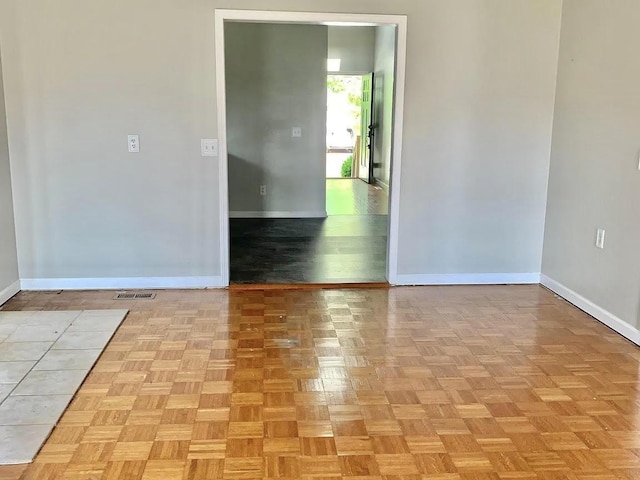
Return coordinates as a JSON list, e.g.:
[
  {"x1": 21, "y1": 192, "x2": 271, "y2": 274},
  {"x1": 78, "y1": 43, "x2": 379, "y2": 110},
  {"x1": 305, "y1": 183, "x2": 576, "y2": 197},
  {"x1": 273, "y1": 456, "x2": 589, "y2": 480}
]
[
  {"x1": 328, "y1": 26, "x2": 375, "y2": 74},
  {"x1": 394, "y1": 1, "x2": 561, "y2": 281},
  {"x1": 0, "y1": 48, "x2": 20, "y2": 303},
  {"x1": 372, "y1": 25, "x2": 396, "y2": 187},
  {"x1": 0, "y1": 0, "x2": 562, "y2": 286},
  {"x1": 226, "y1": 23, "x2": 327, "y2": 218},
  {"x1": 542, "y1": 0, "x2": 640, "y2": 337}
]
